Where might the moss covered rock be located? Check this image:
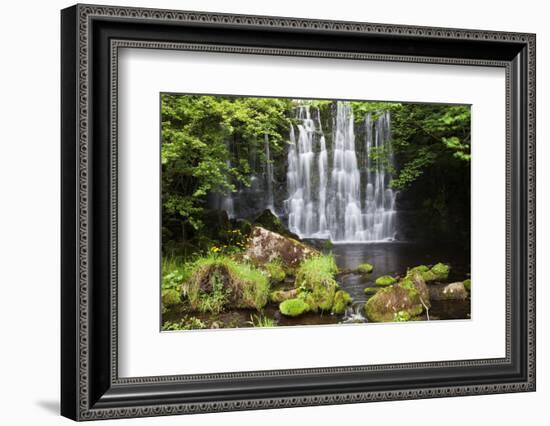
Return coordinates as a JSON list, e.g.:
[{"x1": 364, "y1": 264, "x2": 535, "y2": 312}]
[
  {"x1": 244, "y1": 226, "x2": 319, "y2": 270},
  {"x1": 279, "y1": 298, "x2": 309, "y2": 317},
  {"x1": 375, "y1": 275, "x2": 397, "y2": 286},
  {"x1": 184, "y1": 256, "x2": 269, "y2": 313},
  {"x1": 365, "y1": 272, "x2": 429, "y2": 322},
  {"x1": 161, "y1": 288, "x2": 181, "y2": 307},
  {"x1": 430, "y1": 262, "x2": 450, "y2": 280},
  {"x1": 407, "y1": 265, "x2": 437, "y2": 282},
  {"x1": 429, "y1": 282, "x2": 468, "y2": 301},
  {"x1": 254, "y1": 209, "x2": 299, "y2": 240},
  {"x1": 357, "y1": 263, "x2": 374, "y2": 274},
  {"x1": 331, "y1": 290, "x2": 352, "y2": 315},
  {"x1": 364, "y1": 287, "x2": 380, "y2": 295},
  {"x1": 463, "y1": 279, "x2": 471, "y2": 292},
  {"x1": 269, "y1": 288, "x2": 298, "y2": 303},
  {"x1": 295, "y1": 255, "x2": 339, "y2": 312}
]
